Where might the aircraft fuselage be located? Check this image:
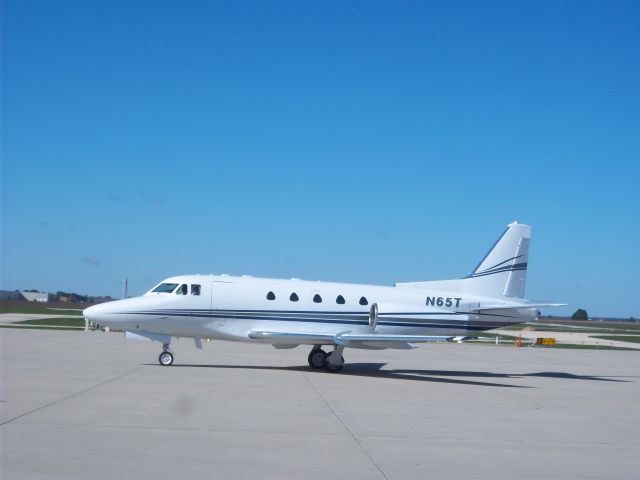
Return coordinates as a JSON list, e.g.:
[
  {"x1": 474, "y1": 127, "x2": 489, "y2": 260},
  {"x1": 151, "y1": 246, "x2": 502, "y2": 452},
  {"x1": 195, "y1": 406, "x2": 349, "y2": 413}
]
[
  {"x1": 85, "y1": 274, "x2": 535, "y2": 343},
  {"x1": 83, "y1": 222, "x2": 557, "y2": 371}
]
